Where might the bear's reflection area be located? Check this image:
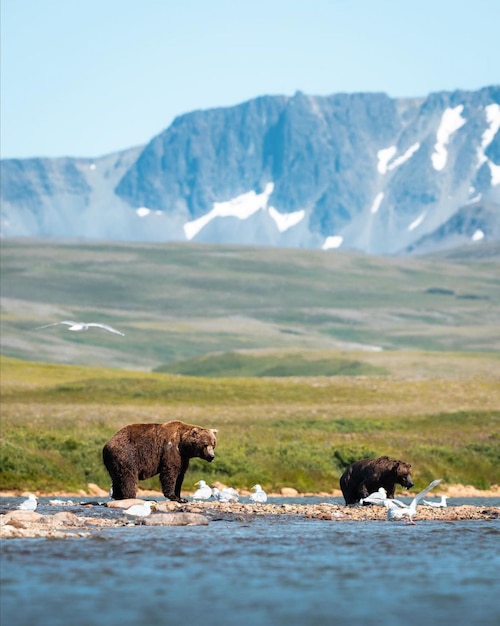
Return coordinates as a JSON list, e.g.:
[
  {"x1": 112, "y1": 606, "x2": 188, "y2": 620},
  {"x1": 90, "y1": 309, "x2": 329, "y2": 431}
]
[{"x1": 2, "y1": 513, "x2": 500, "y2": 626}]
